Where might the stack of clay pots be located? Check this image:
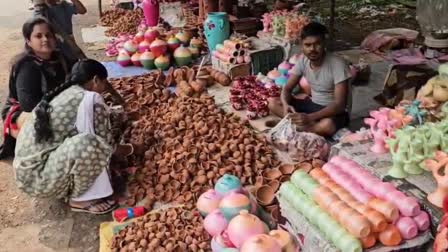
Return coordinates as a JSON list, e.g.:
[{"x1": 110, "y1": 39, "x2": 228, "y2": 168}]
[
  {"x1": 213, "y1": 39, "x2": 251, "y2": 65},
  {"x1": 197, "y1": 174, "x2": 298, "y2": 252},
  {"x1": 110, "y1": 205, "x2": 212, "y2": 251},
  {"x1": 109, "y1": 71, "x2": 280, "y2": 210},
  {"x1": 254, "y1": 161, "x2": 321, "y2": 222}
]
